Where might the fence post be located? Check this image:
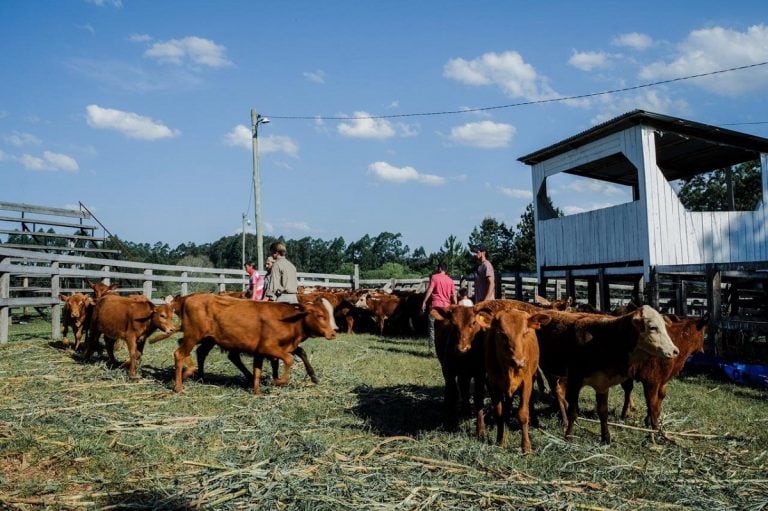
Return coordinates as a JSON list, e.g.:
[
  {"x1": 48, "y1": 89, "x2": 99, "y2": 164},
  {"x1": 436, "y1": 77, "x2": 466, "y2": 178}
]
[
  {"x1": 219, "y1": 274, "x2": 226, "y2": 293},
  {"x1": 353, "y1": 264, "x2": 359, "y2": 290},
  {"x1": 181, "y1": 271, "x2": 188, "y2": 296},
  {"x1": 706, "y1": 264, "x2": 722, "y2": 356},
  {"x1": 0, "y1": 257, "x2": 9, "y2": 344},
  {"x1": 51, "y1": 261, "x2": 61, "y2": 341},
  {"x1": 102, "y1": 266, "x2": 111, "y2": 285},
  {"x1": 143, "y1": 269, "x2": 153, "y2": 299}
]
